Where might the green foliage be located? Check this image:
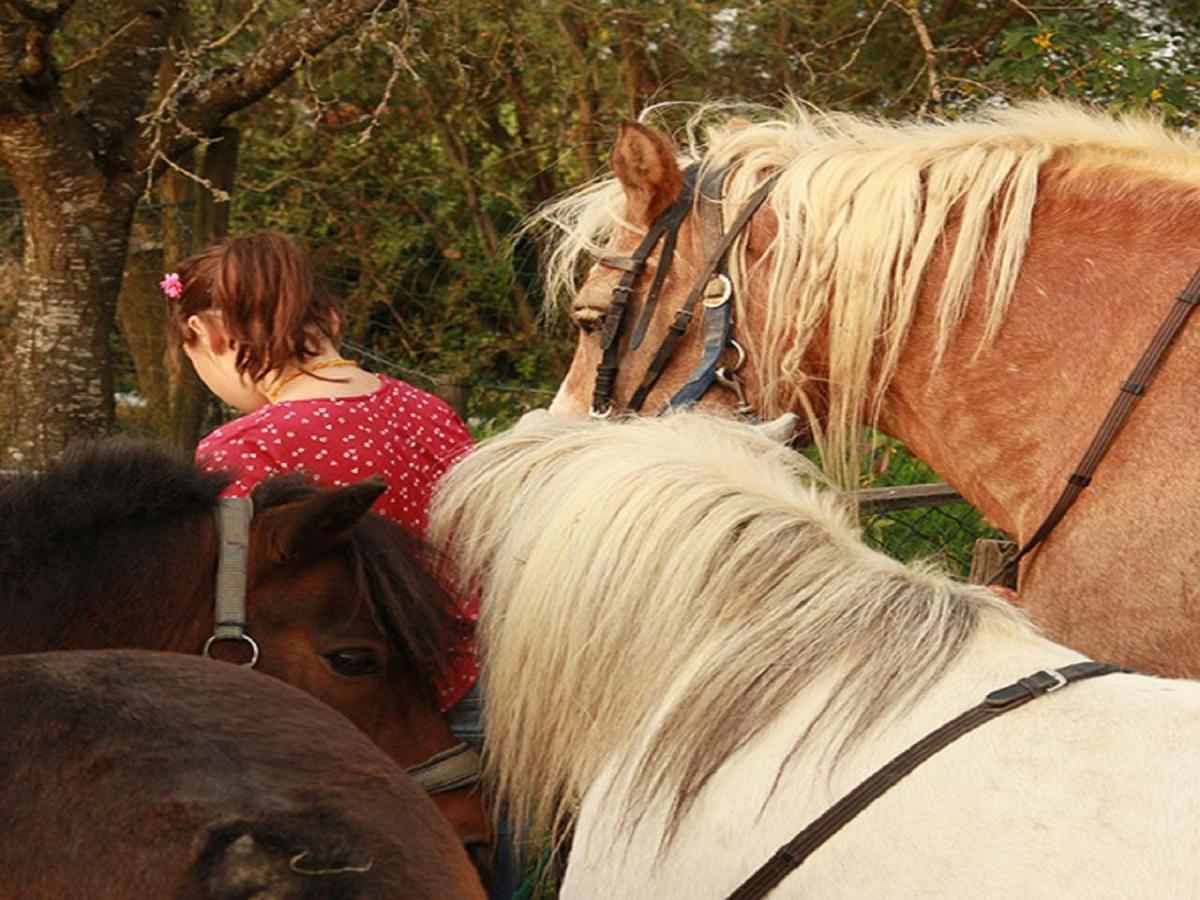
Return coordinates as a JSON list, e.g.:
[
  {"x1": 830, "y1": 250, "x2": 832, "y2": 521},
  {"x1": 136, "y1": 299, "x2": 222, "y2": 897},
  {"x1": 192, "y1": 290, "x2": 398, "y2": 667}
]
[
  {"x1": 984, "y1": 9, "x2": 1198, "y2": 122},
  {"x1": 859, "y1": 434, "x2": 1007, "y2": 576}
]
